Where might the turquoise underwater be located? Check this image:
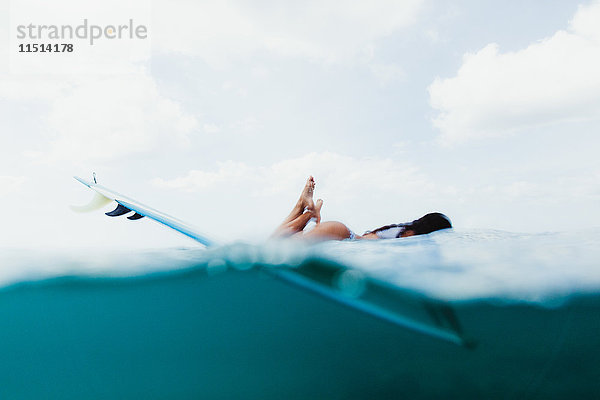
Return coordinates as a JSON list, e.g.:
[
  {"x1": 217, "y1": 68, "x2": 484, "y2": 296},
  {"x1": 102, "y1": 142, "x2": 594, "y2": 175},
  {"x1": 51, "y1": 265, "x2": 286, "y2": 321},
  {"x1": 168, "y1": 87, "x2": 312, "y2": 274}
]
[{"x1": 1, "y1": 229, "x2": 599, "y2": 399}]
